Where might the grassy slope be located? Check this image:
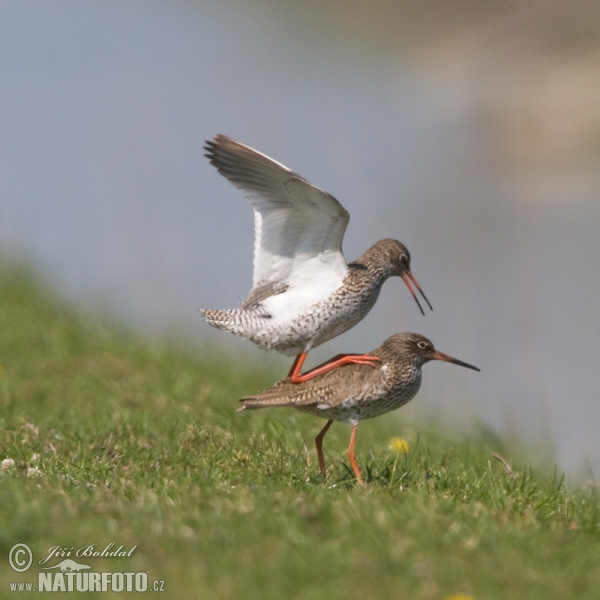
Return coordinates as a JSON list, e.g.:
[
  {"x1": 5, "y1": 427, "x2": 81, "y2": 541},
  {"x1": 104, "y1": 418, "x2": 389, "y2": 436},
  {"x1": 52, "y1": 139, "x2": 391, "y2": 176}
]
[{"x1": 0, "y1": 264, "x2": 598, "y2": 599}]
